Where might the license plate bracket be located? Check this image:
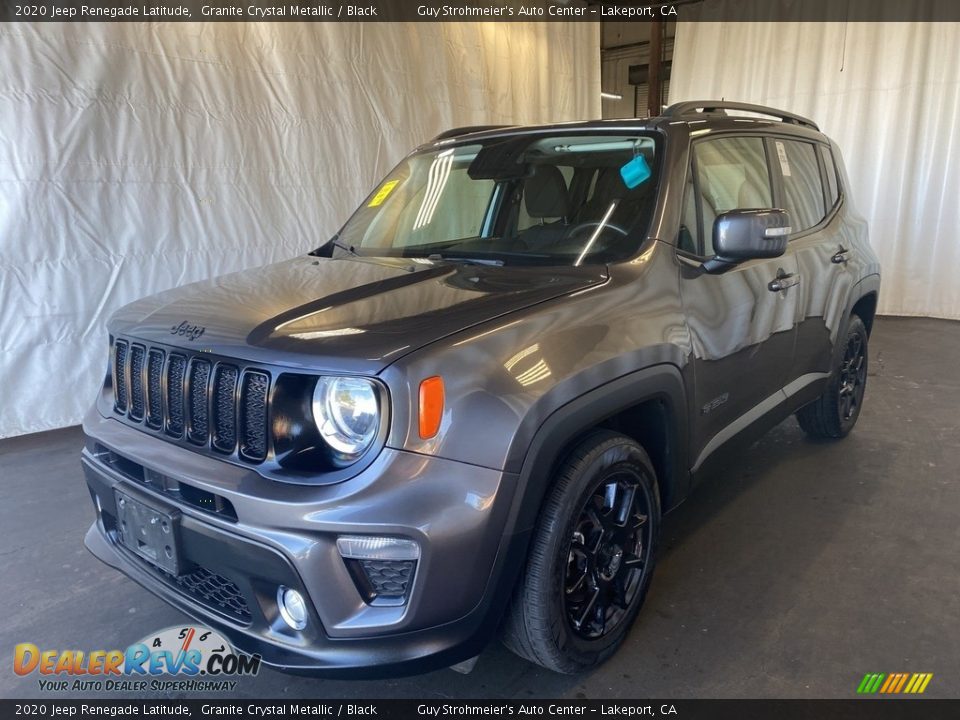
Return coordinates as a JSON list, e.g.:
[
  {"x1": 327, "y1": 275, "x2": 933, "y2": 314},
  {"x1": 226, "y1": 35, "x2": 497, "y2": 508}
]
[{"x1": 114, "y1": 488, "x2": 183, "y2": 576}]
